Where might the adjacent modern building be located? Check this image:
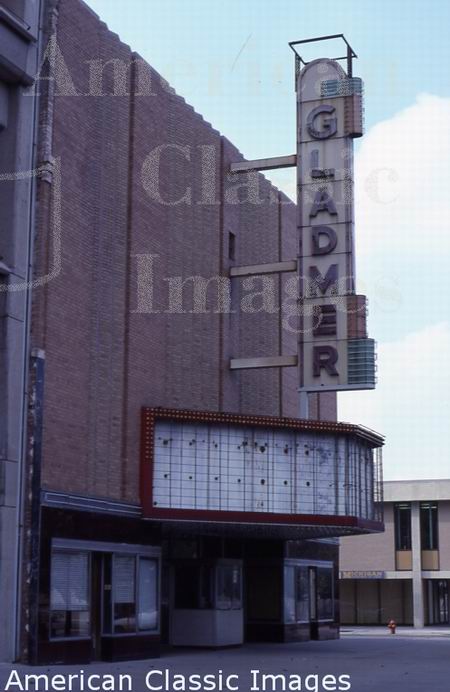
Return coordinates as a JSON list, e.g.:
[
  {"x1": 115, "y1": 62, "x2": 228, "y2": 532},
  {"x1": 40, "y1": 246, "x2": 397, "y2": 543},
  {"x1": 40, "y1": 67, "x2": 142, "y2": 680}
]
[
  {"x1": 340, "y1": 479, "x2": 450, "y2": 628},
  {"x1": 0, "y1": 0, "x2": 384, "y2": 665},
  {"x1": 0, "y1": 0, "x2": 43, "y2": 664}
]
